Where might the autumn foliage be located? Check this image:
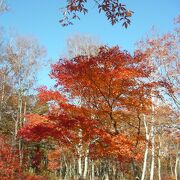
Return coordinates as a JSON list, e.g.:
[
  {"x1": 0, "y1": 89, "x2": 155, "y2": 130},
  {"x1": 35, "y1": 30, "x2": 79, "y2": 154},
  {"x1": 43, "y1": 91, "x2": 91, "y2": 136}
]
[
  {"x1": 0, "y1": 136, "x2": 46, "y2": 180},
  {"x1": 0, "y1": 136, "x2": 22, "y2": 179},
  {"x1": 18, "y1": 46, "x2": 158, "y2": 170}
]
